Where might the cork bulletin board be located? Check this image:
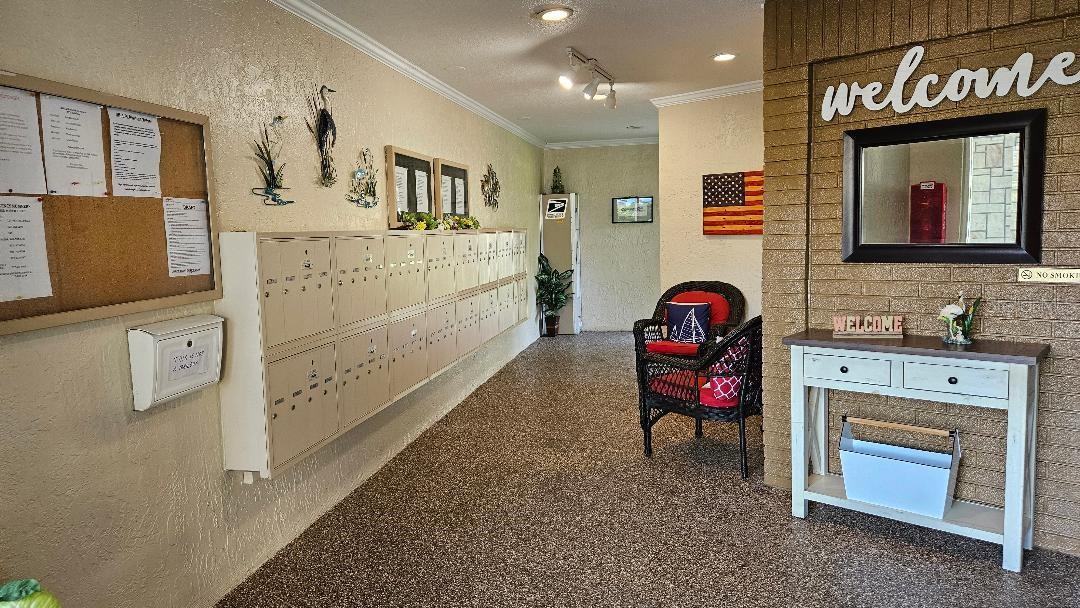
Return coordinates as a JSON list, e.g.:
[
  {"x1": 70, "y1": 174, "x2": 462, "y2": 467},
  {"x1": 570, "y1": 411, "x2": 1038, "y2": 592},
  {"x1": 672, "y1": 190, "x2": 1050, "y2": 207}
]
[{"x1": 0, "y1": 72, "x2": 220, "y2": 336}]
